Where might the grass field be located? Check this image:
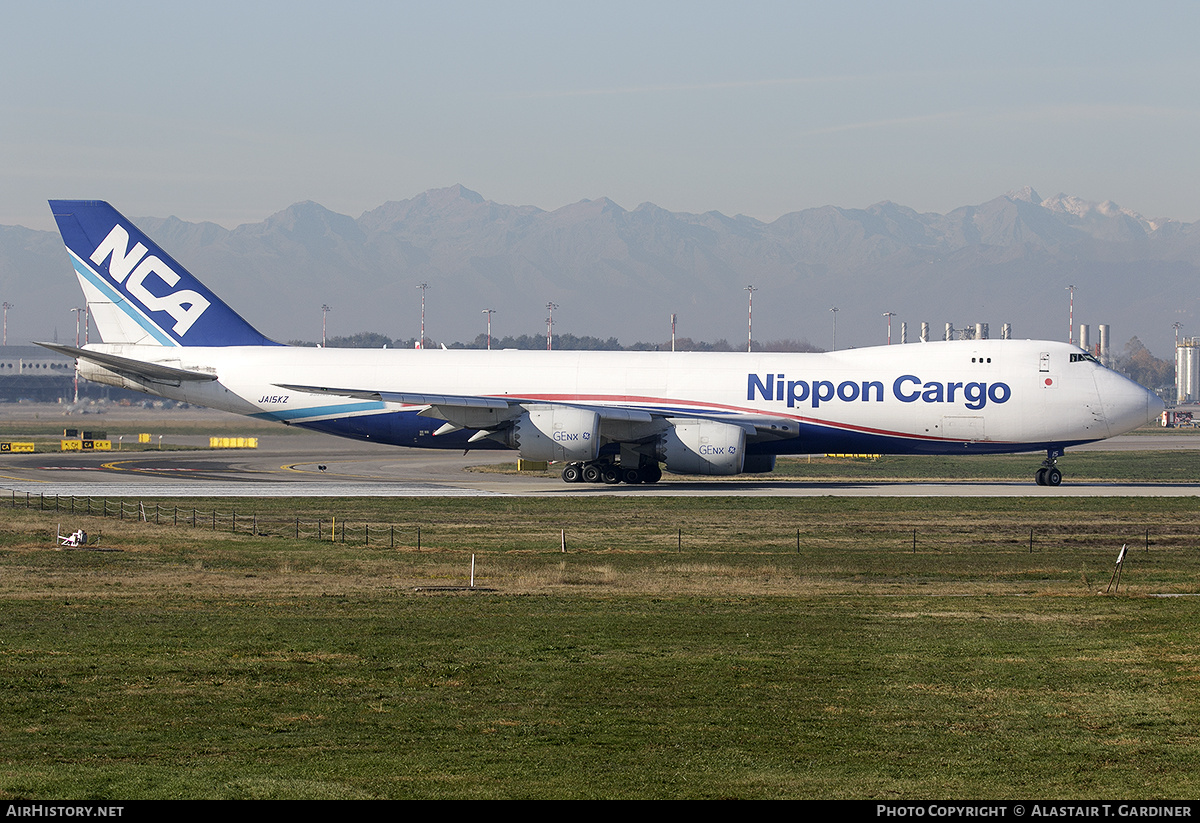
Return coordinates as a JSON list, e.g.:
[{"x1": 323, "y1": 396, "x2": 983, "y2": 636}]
[{"x1": 2, "y1": 495, "x2": 1200, "y2": 799}]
